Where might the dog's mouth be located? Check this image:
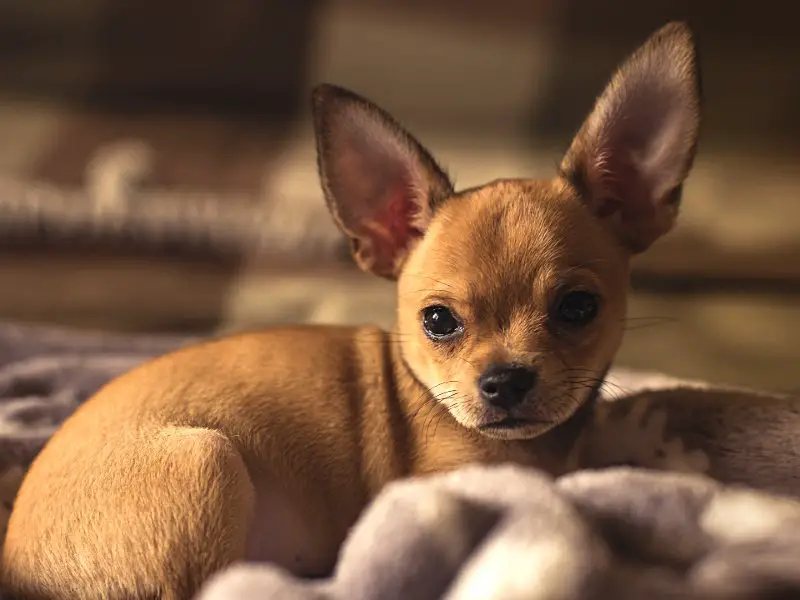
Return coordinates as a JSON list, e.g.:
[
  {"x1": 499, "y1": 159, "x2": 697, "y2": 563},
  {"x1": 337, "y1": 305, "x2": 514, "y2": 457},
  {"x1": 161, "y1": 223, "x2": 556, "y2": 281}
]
[
  {"x1": 475, "y1": 415, "x2": 557, "y2": 440},
  {"x1": 478, "y1": 417, "x2": 538, "y2": 431}
]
